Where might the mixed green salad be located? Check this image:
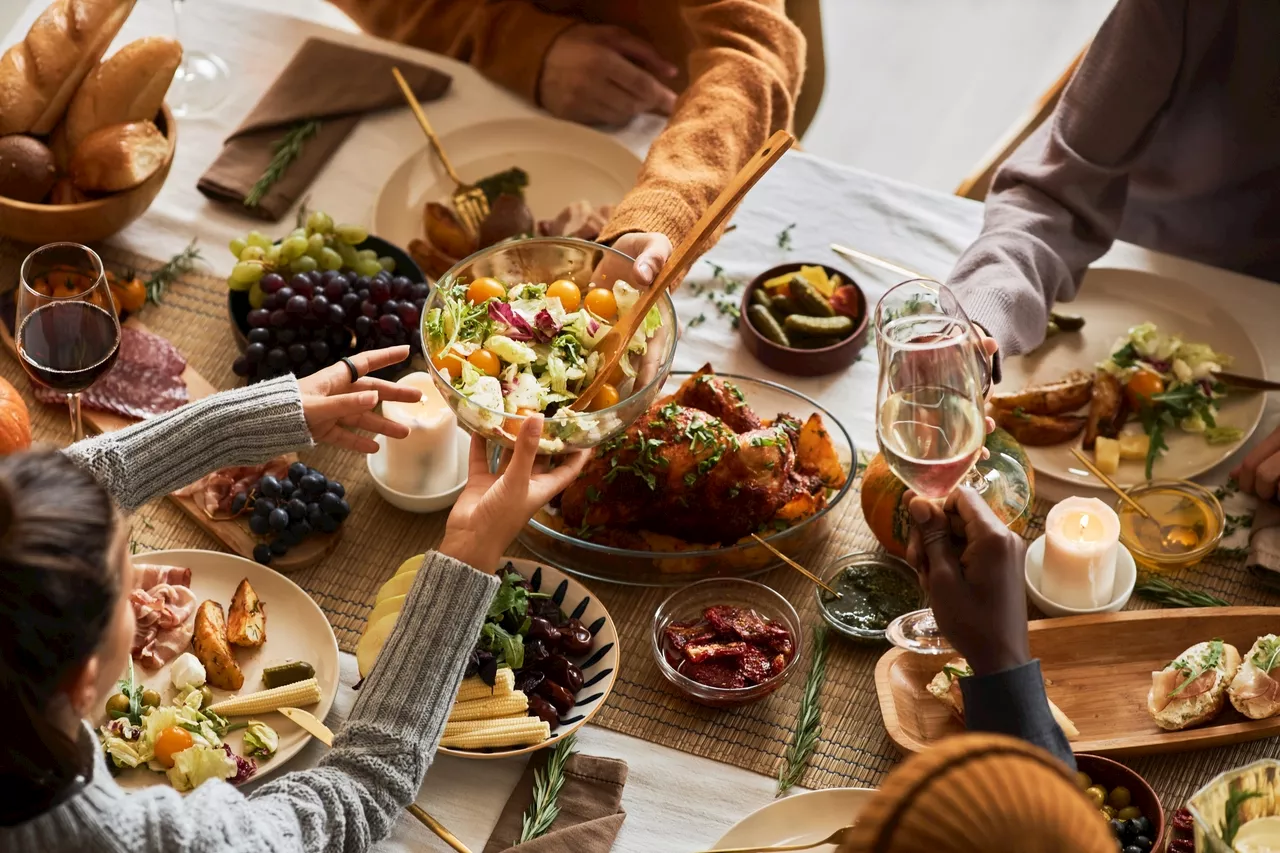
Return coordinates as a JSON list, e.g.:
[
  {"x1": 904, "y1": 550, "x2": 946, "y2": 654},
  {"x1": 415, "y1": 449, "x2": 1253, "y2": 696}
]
[{"x1": 1100, "y1": 323, "x2": 1242, "y2": 476}]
